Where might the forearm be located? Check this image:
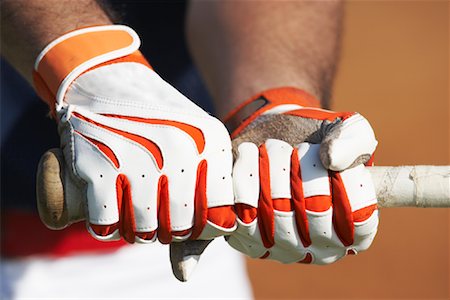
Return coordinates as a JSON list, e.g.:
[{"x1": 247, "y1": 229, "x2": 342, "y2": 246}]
[
  {"x1": 187, "y1": 0, "x2": 343, "y2": 116},
  {"x1": 1, "y1": 0, "x2": 112, "y2": 84}
]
